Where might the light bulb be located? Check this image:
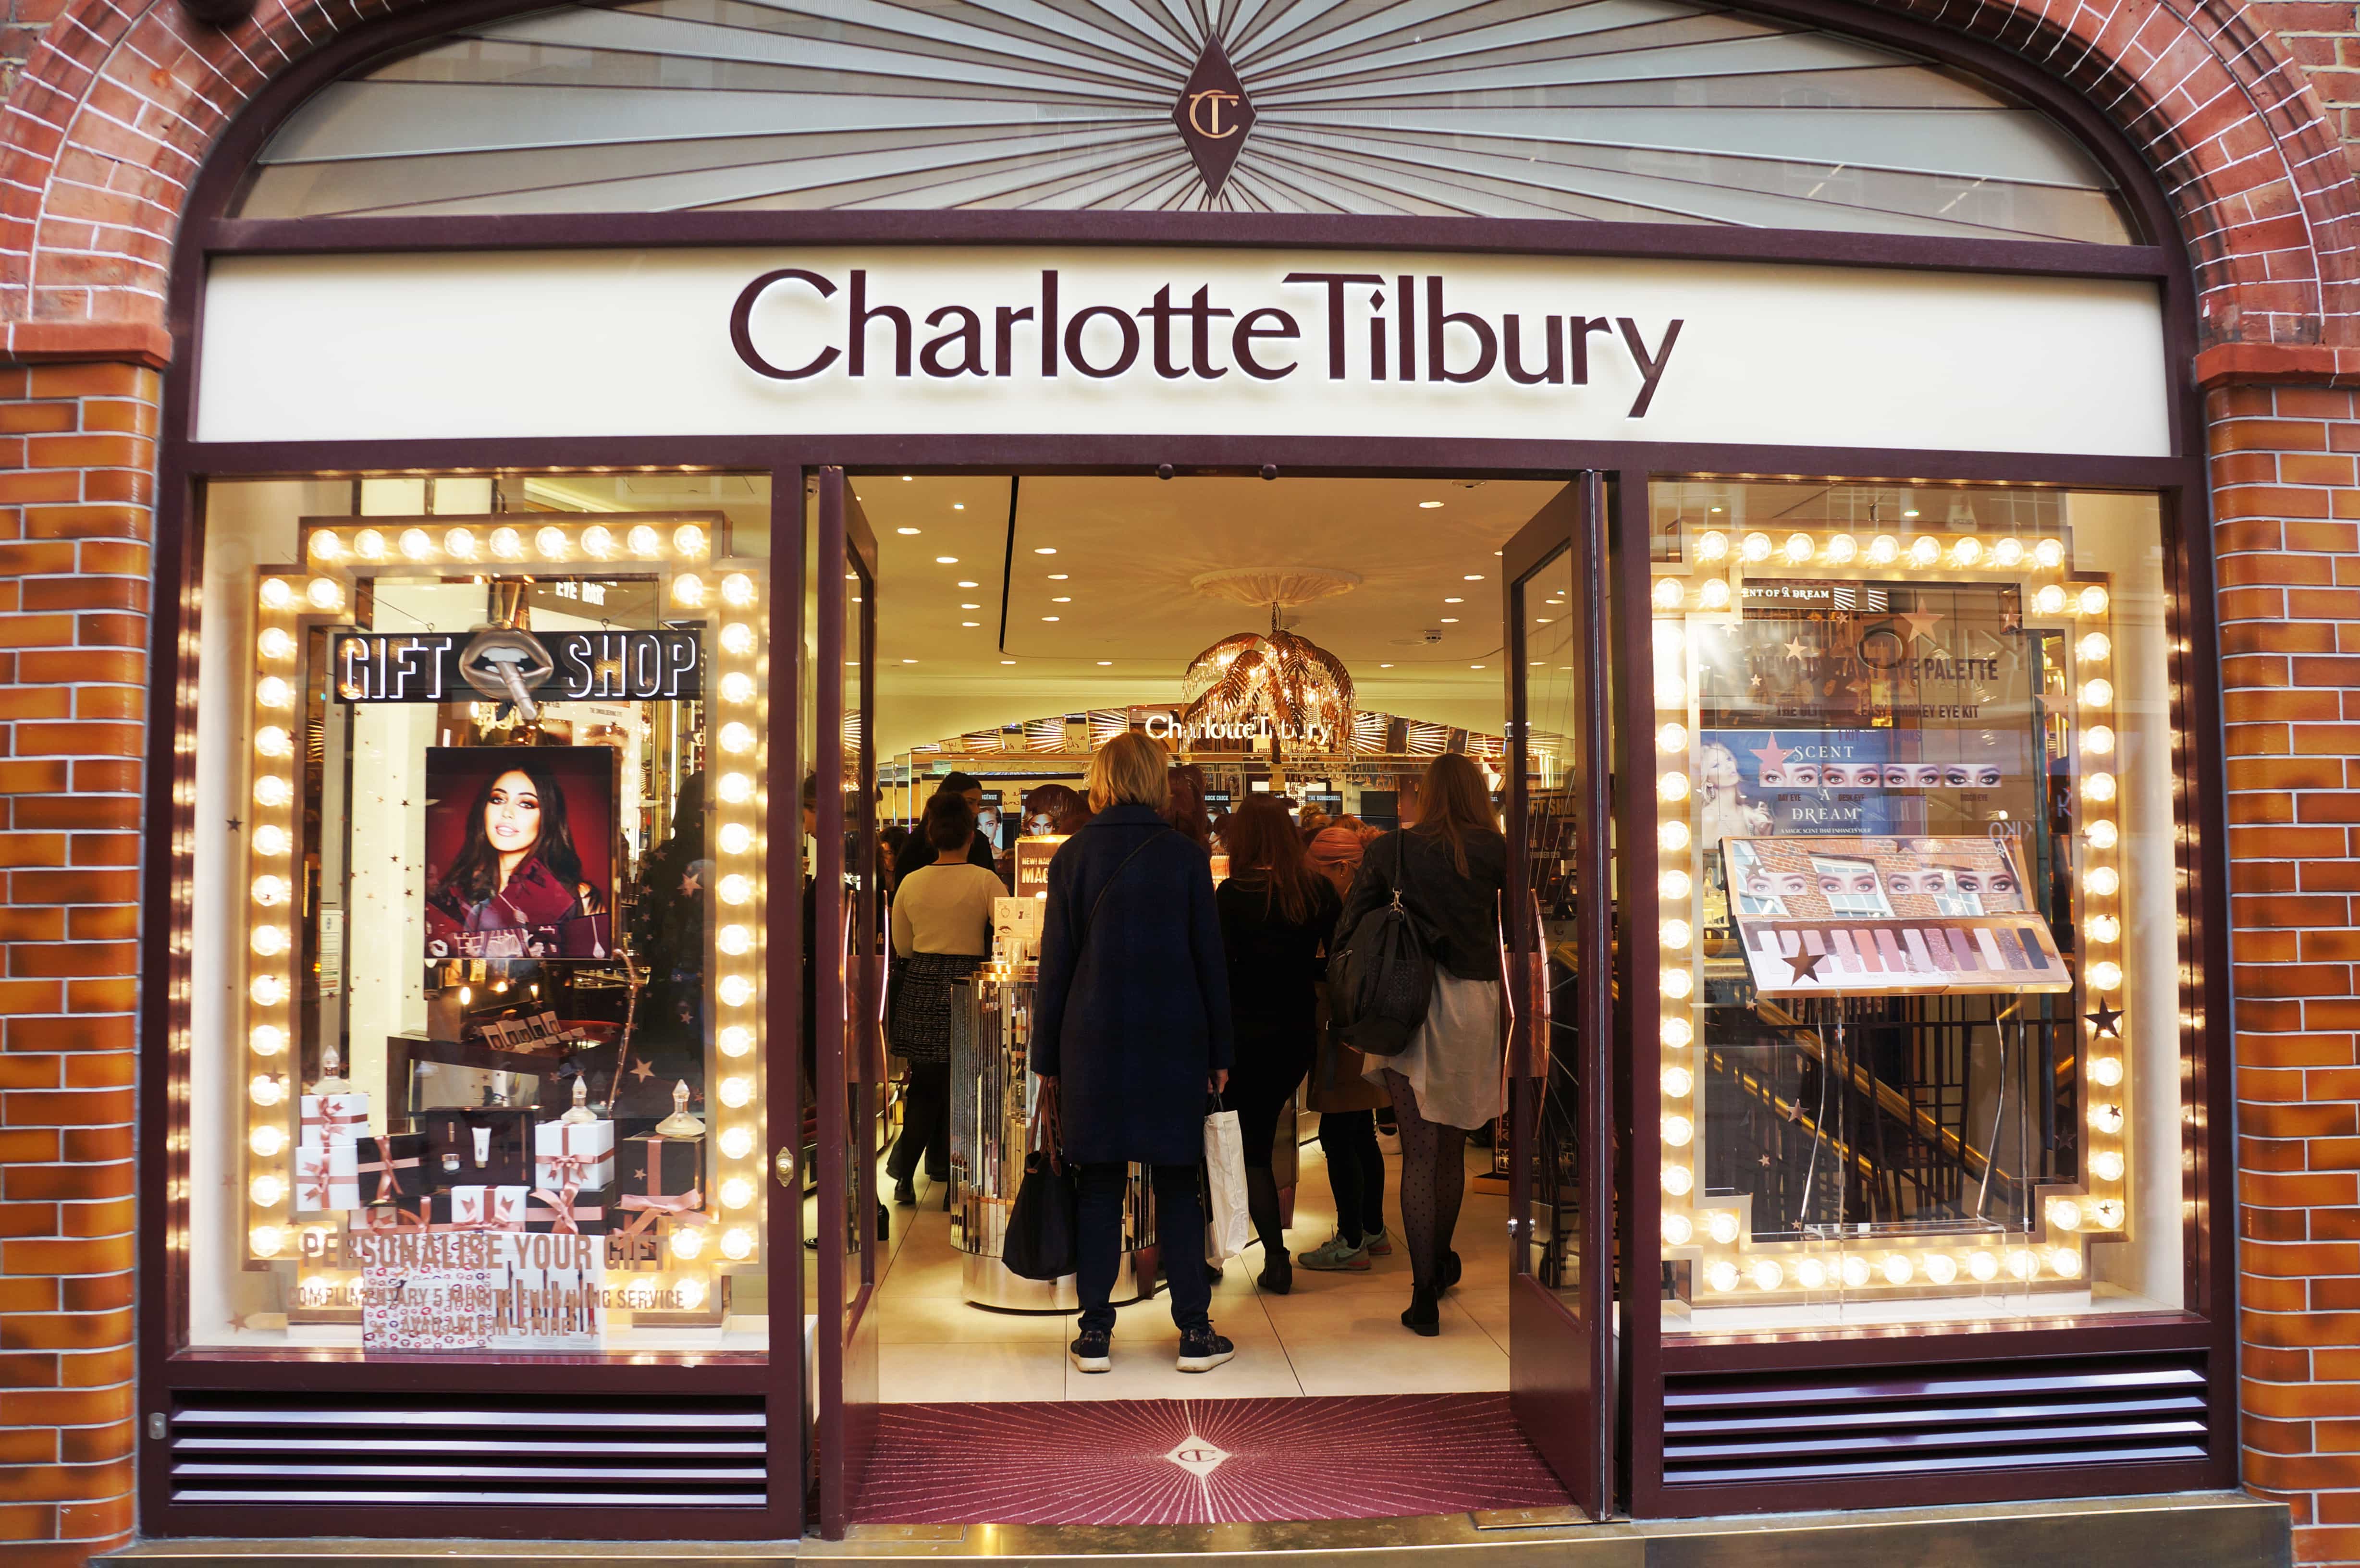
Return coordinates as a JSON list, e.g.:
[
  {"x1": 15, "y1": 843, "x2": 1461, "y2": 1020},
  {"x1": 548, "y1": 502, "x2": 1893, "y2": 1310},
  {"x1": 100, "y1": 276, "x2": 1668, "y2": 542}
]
[
  {"x1": 719, "y1": 1025, "x2": 754, "y2": 1058},
  {"x1": 1660, "y1": 871, "x2": 1693, "y2": 904},
  {"x1": 671, "y1": 1226, "x2": 705, "y2": 1259},
  {"x1": 2093, "y1": 1199, "x2": 2125, "y2": 1228},
  {"x1": 2089, "y1": 1103, "x2": 2124, "y2": 1133},
  {"x1": 1662, "y1": 1214, "x2": 1694, "y2": 1246},
  {"x1": 1740, "y1": 532, "x2": 1772, "y2": 563},
  {"x1": 1952, "y1": 537, "x2": 1984, "y2": 567},
  {"x1": 256, "y1": 676, "x2": 292, "y2": 710},
  {"x1": 254, "y1": 776, "x2": 292, "y2": 809},
  {"x1": 2090, "y1": 1150, "x2": 2126, "y2": 1182},
  {"x1": 718, "y1": 975, "x2": 755, "y2": 1007},
  {"x1": 254, "y1": 824, "x2": 289, "y2": 856},
  {"x1": 1661, "y1": 1066, "x2": 1694, "y2": 1097},
  {"x1": 2034, "y1": 585, "x2": 2068, "y2": 615},
  {"x1": 1653, "y1": 577, "x2": 1685, "y2": 610},
  {"x1": 675, "y1": 1276, "x2": 708, "y2": 1310},
  {"x1": 396, "y1": 527, "x2": 431, "y2": 562},
  {"x1": 255, "y1": 726, "x2": 293, "y2": 759},
  {"x1": 1661, "y1": 1115, "x2": 1695, "y2": 1147},
  {"x1": 2082, "y1": 772, "x2": 2117, "y2": 803},
  {"x1": 250, "y1": 1225, "x2": 285, "y2": 1258},
  {"x1": 250, "y1": 925, "x2": 287, "y2": 956},
  {"x1": 1706, "y1": 1211, "x2": 1740, "y2": 1245},
  {"x1": 721, "y1": 672, "x2": 755, "y2": 704},
  {"x1": 674, "y1": 524, "x2": 707, "y2": 556},
  {"x1": 1924, "y1": 1253, "x2": 1959, "y2": 1285},
  {"x1": 718, "y1": 773, "x2": 752, "y2": 804},
  {"x1": 249, "y1": 1125, "x2": 286, "y2": 1158},
  {"x1": 1654, "y1": 676, "x2": 1687, "y2": 708},
  {"x1": 720, "y1": 1126, "x2": 755, "y2": 1159},
  {"x1": 624, "y1": 1279, "x2": 658, "y2": 1311},
  {"x1": 2081, "y1": 679, "x2": 2114, "y2": 709},
  {"x1": 720, "y1": 1177, "x2": 755, "y2": 1210},
  {"x1": 2090, "y1": 1056, "x2": 2124, "y2": 1088},
  {"x1": 1661, "y1": 1164, "x2": 1694, "y2": 1196},
  {"x1": 2088, "y1": 960, "x2": 2123, "y2": 991},
  {"x1": 1992, "y1": 539, "x2": 2024, "y2": 568},
  {"x1": 1824, "y1": 535, "x2": 1857, "y2": 565},
  {"x1": 1908, "y1": 536, "x2": 1940, "y2": 567},
  {"x1": 1795, "y1": 1258, "x2": 1829, "y2": 1290},
  {"x1": 490, "y1": 527, "x2": 525, "y2": 561},
  {"x1": 1661, "y1": 919, "x2": 1693, "y2": 950},
  {"x1": 250, "y1": 1024, "x2": 285, "y2": 1057},
  {"x1": 535, "y1": 527, "x2": 568, "y2": 560},
  {"x1": 2007, "y1": 1248, "x2": 2039, "y2": 1280},
  {"x1": 250, "y1": 1175, "x2": 285, "y2": 1207},
  {"x1": 2051, "y1": 1199, "x2": 2084, "y2": 1231},
  {"x1": 258, "y1": 628, "x2": 295, "y2": 662},
  {"x1": 719, "y1": 822, "x2": 754, "y2": 855},
  {"x1": 2079, "y1": 585, "x2": 2110, "y2": 616},
  {"x1": 1659, "y1": 821, "x2": 1691, "y2": 853},
  {"x1": 718, "y1": 925, "x2": 751, "y2": 956},
  {"x1": 722, "y1": 573, "x2": 755, "y2": 607},
  {"x1": 1660, "y1": 1014, "x2": 1694, "y2": 1048},
  {"x1": 1867, "y1": 535, "x2": 1900, "y2": 565},
  {"x1": 721, "y1": 722, "x2": 755, "y2": 755},
  {"x1": 2087, "y1": 914, "x2": 2120, "y2": 943},
  {"x1": 443, "y1": 527, "x2": 477, "y2": 560},
  {"x1": 2086, "y1": 865, "x2": 2120, "y2": 897},
  {"x1": 2050, "y1": 1248, "x2": 2082, "y2": 1279},
  {"x1": 1658, "y1": 723, "x2": 1689, "y2": 753},
  {"x1": 1753, "y1": 1259, "x2": 1785, "y2": 1290},
  {"x1": 2083, "y1": 725, "x2": 2115, "y2": 756},
  {"x1": 2079, "y1": 632, "x2": 2111, "y2": 662},
  {"x1": 252, "y1": 875, "x2": 288, "y2": 906},
  {"x1": 627, "y1": 525, "x2": 661, "y2": 558},
  {"x1": 582, "y1": 525, "x2": 616, "y2": 560},
  {"x1": 1698, "y1": 579, "x2": 1732, "y2": 611},
  {"x1": 1969, "y1": 1250, "x2": 2000, "y2": 1282},
  {"x1": 351, "y1": 528, "x2": 387, "y2": 563},
  {"x1": 1705, "y1": 1261, "x2": 1739, "y2": 1293},
  {"x1": 2034, "y1": 538, "x2": 2065, "y2": 569},
  {"x1": 719, "y1": 875, "x2": 751, "y2": 906},
  {"x1": 722, "y1": 622, "x2": 756, "y2": 656},
  {"x1": 1784, "y1": 533, "x2": 1814, "y2": 564},
  {"x1": 1660, "y1": 967, "x2": 1694, "y2": 999},
  {"x1": 1696, "y1": 530, "x2": 1730, "y2": 563},
  {"x1": 307, "y1": 577, "x2": 342, "y2": 611},
  {"x1": 721, "y1": 1228, "x2": 755, "y2": 1261},
  {"x1": 2087, "y1": 820, "x2": 2118, "y2": 851},
  {"x1": 673, "y1": 574, "x2": 705, "y2": 608},
  {"x1": 258, "y1": 578, "x2": 294, "y2": 611},
  {"x1": 250, "y1": 975, "x2": 286, "y2": 1006},
  {"x1": 1883, "y1": 1253, "x2": 1915, "y2": 1285},
  {"x1": 249, "y1": 1074, "x2": 284, "y2": 1106},
  {"x1": 1658, "y1": 772, "x2": 1691, "y2": 803},
  {"x1": 1841, "y1": 1254, "x2": 1872, "y2": 1288},
  {"x1": 308, "y1": 530, "x2": 344, "y2": 562}
]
